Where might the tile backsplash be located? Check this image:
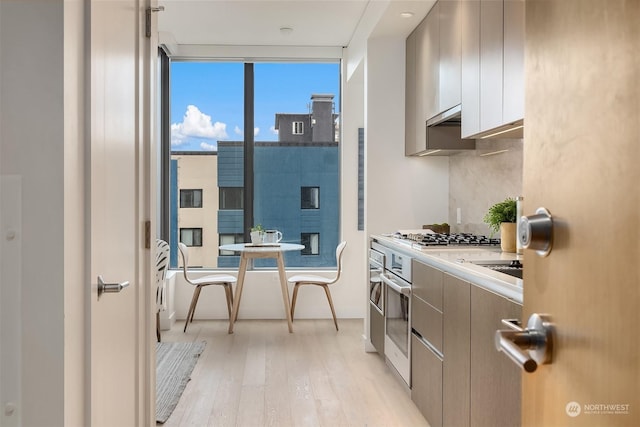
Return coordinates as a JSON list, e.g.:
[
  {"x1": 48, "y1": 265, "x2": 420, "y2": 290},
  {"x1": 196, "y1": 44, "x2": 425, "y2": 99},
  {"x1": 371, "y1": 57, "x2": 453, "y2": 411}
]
[{"x1": 449, "y1": 138, "x2": 523, "y2": 236}]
